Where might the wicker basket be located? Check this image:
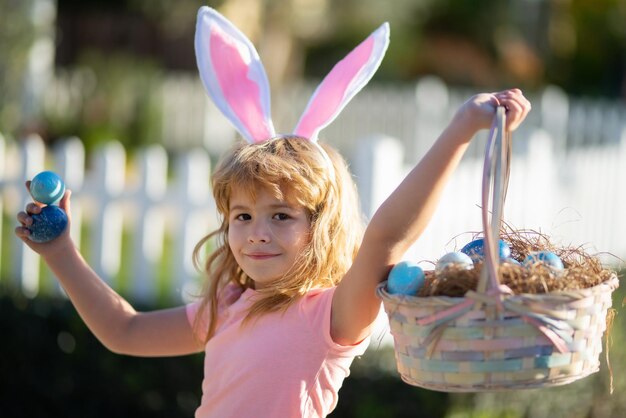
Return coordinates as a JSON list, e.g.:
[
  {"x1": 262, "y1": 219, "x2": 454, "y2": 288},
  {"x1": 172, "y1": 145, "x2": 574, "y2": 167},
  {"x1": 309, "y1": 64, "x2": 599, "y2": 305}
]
[
  {"x1": 377, "y1": 276, "x2": 619, "y2": 391},
  {"x1": 377, "y1": 107, "x2": 620, "y2": 391}
]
